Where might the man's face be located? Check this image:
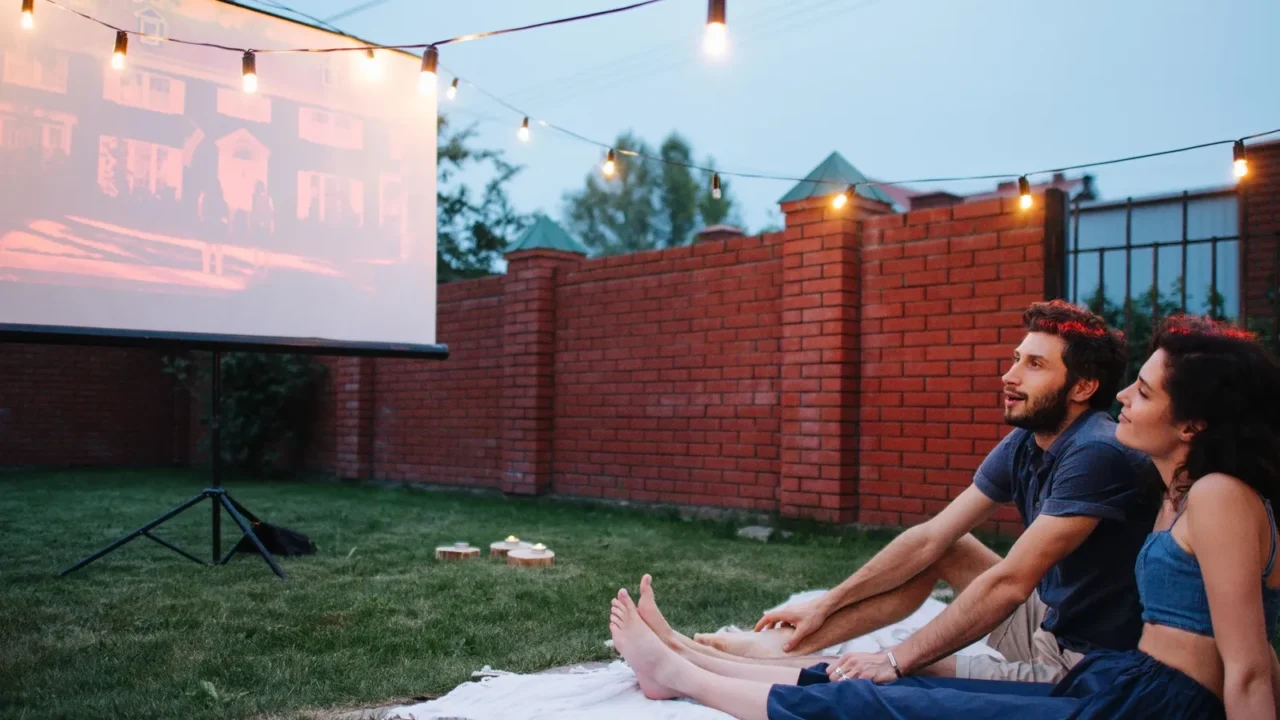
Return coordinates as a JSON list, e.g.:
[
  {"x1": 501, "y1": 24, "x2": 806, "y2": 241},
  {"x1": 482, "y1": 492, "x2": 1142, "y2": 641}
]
[{"x1": 1001, "y1": 332, "x2": 1073, "y2": 433}]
